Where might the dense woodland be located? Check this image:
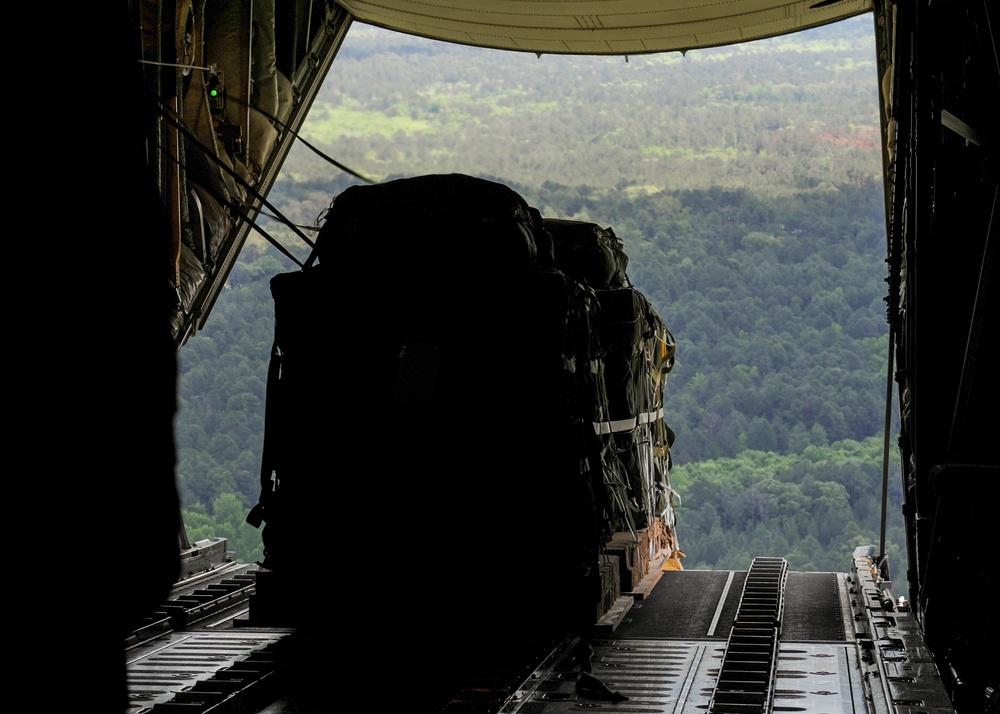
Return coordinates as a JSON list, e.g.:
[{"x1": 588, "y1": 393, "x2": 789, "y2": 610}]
[{"x1": 177, "y1": 16, "x2": 908, "y2": 586}]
